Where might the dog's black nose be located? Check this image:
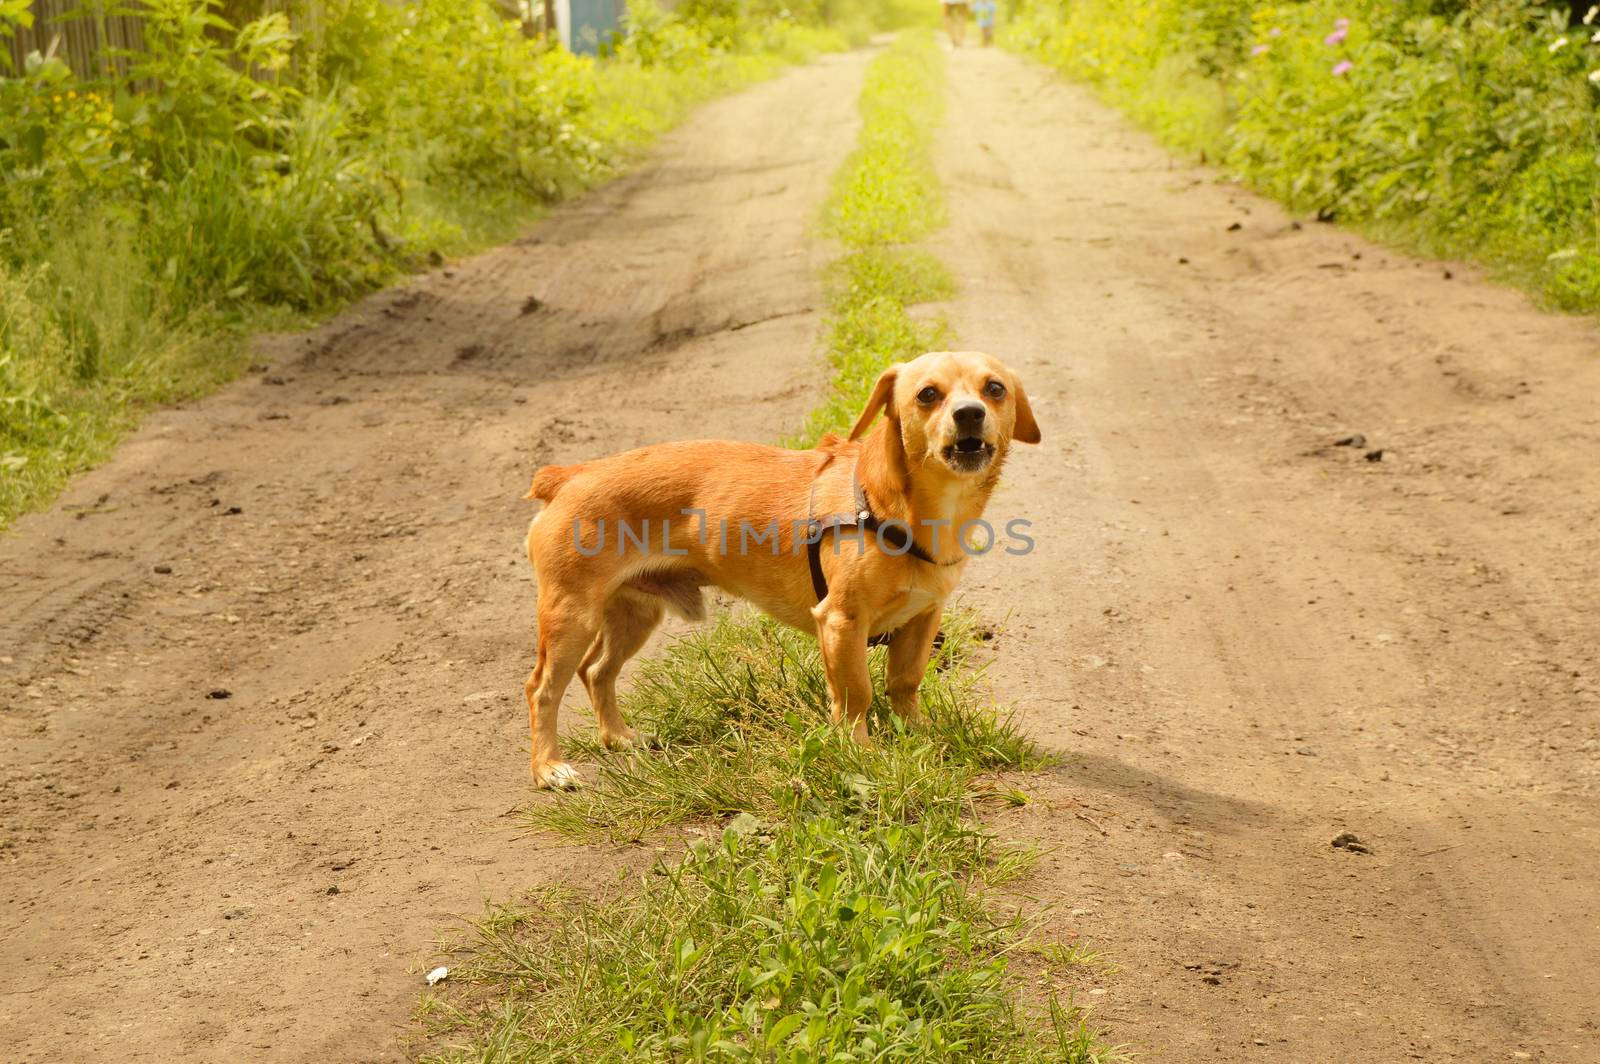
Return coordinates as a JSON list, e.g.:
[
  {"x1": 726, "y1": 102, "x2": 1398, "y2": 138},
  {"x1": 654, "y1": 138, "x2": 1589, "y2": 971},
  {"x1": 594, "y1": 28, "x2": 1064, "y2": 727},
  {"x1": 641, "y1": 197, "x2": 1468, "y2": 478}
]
[{"x1": 953, "y1": 402, "x2": 986, "y2": 430}]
